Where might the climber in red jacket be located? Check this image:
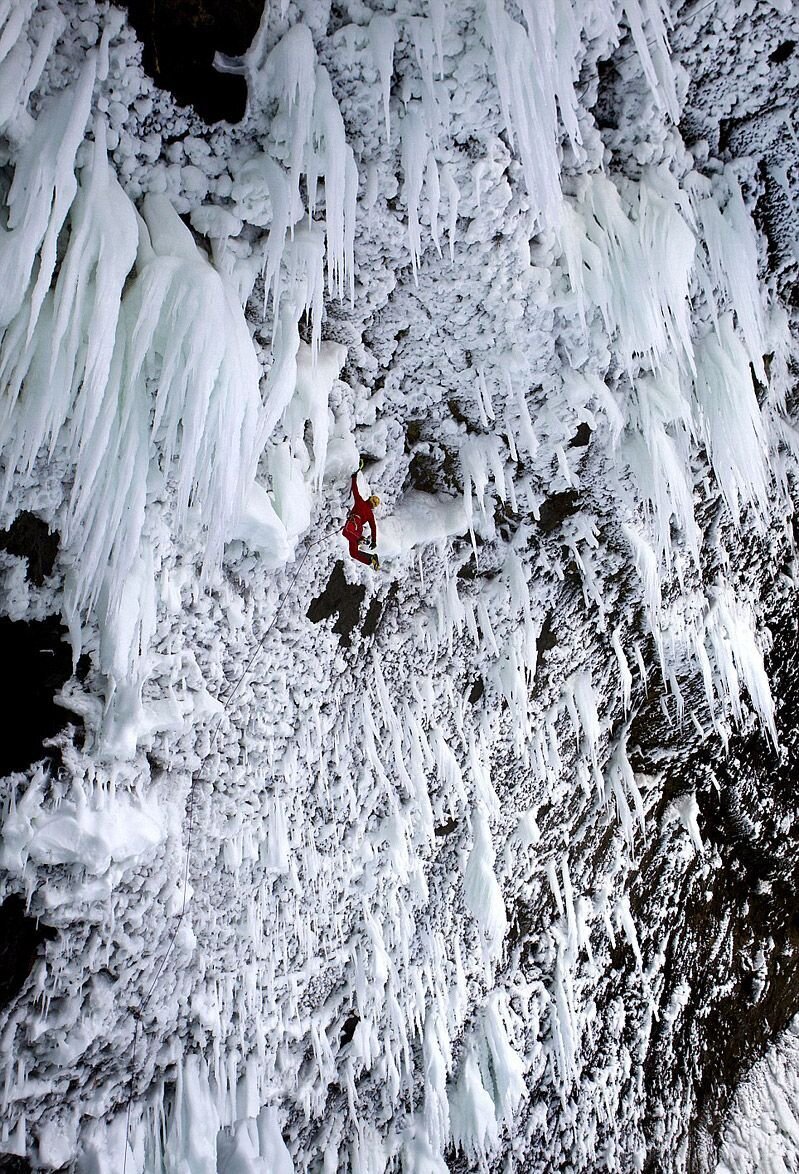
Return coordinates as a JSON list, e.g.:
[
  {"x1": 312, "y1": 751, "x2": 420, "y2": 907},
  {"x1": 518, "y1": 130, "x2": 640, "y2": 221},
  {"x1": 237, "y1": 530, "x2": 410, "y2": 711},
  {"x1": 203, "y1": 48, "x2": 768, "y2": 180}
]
[{"x1": 343, "y1": 466, "x2": 380, "y2": 569}]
